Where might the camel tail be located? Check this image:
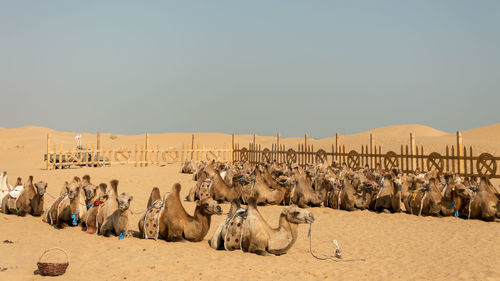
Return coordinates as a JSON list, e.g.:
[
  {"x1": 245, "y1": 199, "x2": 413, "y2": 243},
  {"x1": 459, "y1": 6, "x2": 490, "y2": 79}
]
[
  {"x1": 99, "y1": 183, "x2": 107, "y2": 193},
  {"x1": 110, "y1": 179, "x2": 119, "y2": 195},
  {"x1": 83, "y1": 175, "x2": 91, "y2": 183}
]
